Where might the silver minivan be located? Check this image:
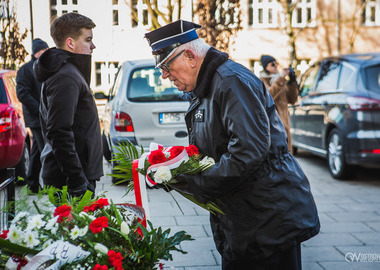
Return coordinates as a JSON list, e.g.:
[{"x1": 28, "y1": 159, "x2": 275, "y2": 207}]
[{"x1": 96, "y1": 59, "x2": 189, "y2": 179}]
